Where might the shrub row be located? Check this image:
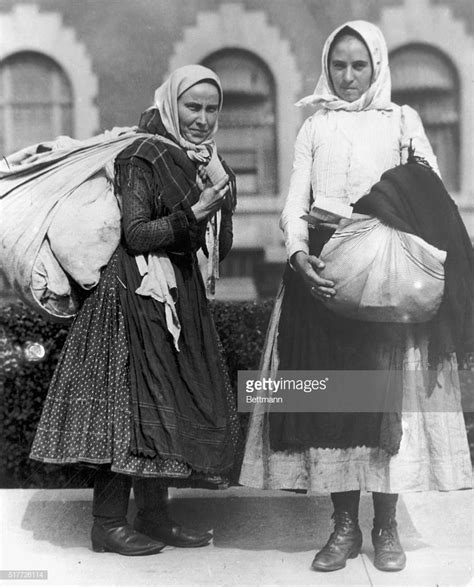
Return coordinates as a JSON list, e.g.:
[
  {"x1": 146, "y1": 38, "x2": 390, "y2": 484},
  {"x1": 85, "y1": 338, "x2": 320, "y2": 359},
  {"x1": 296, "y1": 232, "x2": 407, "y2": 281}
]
[
  {"x1": 0, "y1": 300, "x2": 273, "y2": 488},
  {"x1": 1, "y1": 300, "x2": 472, "y2": 488}
]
